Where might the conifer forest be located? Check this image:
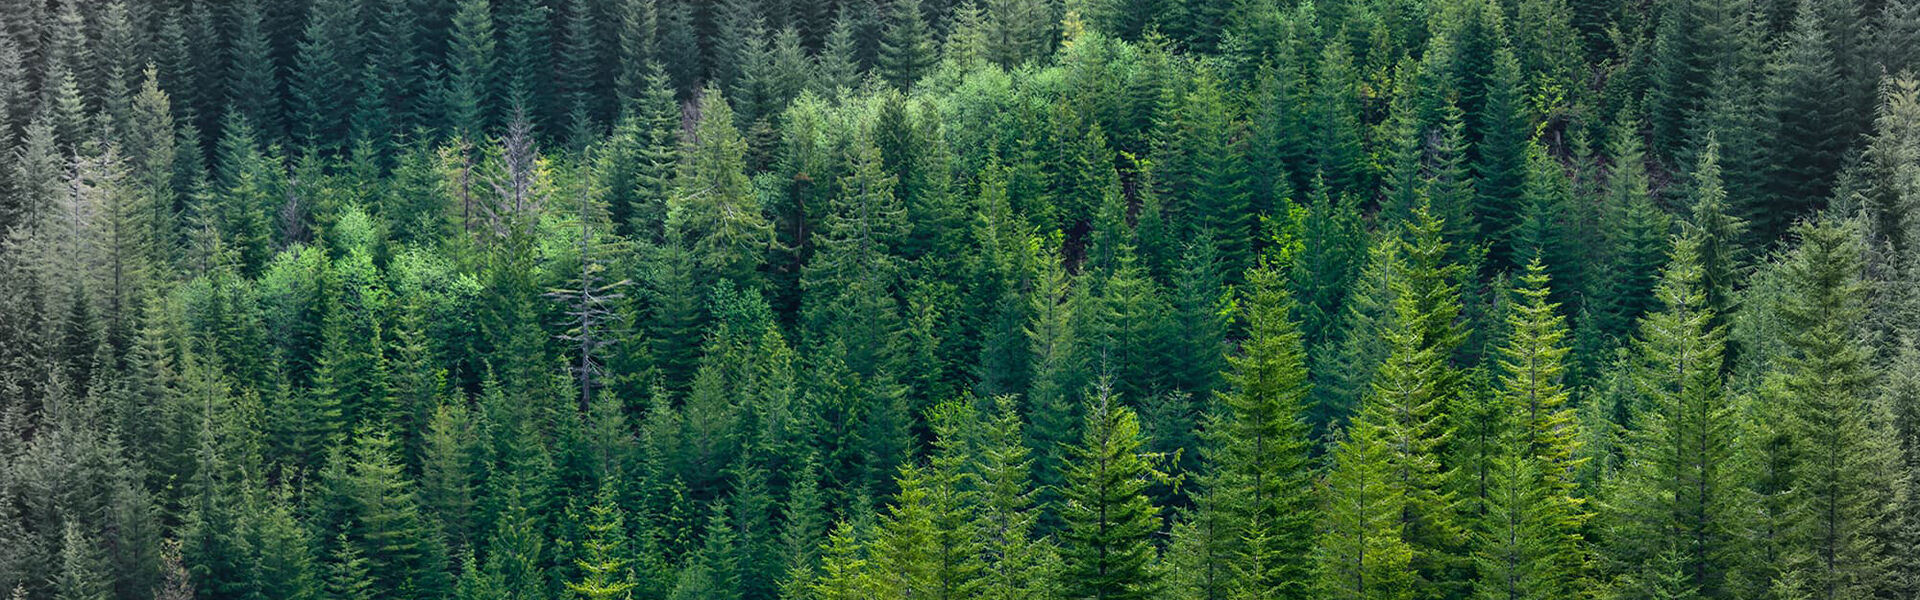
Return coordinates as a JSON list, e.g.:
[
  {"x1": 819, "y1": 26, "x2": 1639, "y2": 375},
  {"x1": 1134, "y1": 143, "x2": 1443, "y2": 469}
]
[{"x1": 4, "y1": 0, "x2": 1920, "y2": 598}]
